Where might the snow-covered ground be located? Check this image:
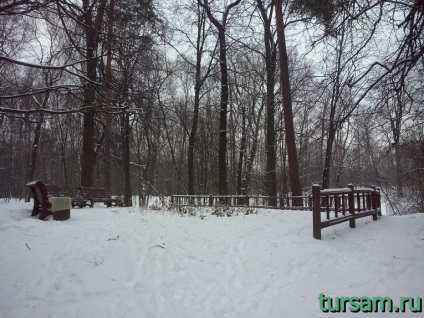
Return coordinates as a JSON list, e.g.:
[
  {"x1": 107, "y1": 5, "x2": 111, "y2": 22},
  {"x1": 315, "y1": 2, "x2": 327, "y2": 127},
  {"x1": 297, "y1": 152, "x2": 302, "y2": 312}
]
[{"x1": 0, "y1": 200, "x2": 423, "y2": 318}]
